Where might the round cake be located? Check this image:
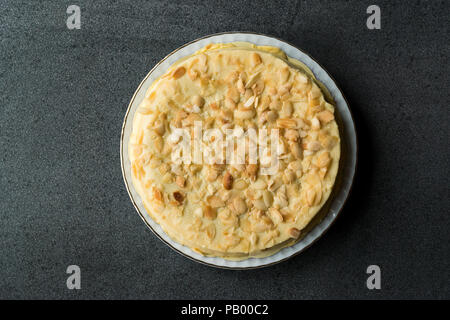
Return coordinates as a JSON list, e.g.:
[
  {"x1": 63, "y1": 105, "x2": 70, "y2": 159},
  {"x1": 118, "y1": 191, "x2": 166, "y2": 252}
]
[{"x1": 128, "y1": 42, "x2": 340, "y2": 259}]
